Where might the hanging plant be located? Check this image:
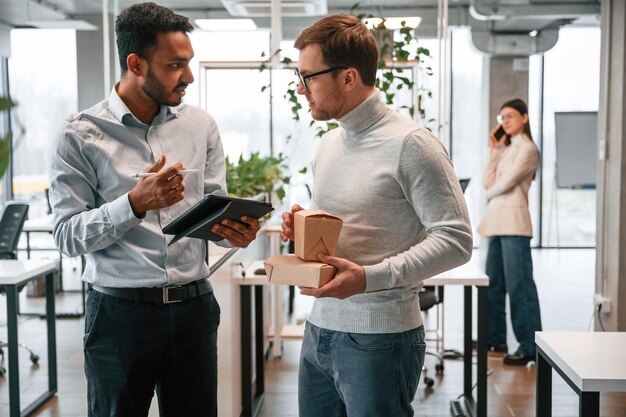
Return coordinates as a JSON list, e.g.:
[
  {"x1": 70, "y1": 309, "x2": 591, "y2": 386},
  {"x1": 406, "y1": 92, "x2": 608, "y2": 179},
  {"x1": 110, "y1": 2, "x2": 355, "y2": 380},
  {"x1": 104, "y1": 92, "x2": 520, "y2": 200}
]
[
  {"x1": 352, "y1": 2, "x2": 434, "y2": 122},
  {"x1": 263, "y1": 3, "x2": 435, "y2": 136}
]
